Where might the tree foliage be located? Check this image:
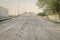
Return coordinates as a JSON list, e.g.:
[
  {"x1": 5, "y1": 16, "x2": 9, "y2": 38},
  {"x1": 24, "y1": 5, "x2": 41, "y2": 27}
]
[
  {"x1": 36, "y1": 0, "x2": 60, "y2": 12},
  {"x1": 36, "y1": 0, "x2": 60, "y2": 20},
  {"x1": 36, "y1": 0, "x2": 47, "y2": 8}
]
